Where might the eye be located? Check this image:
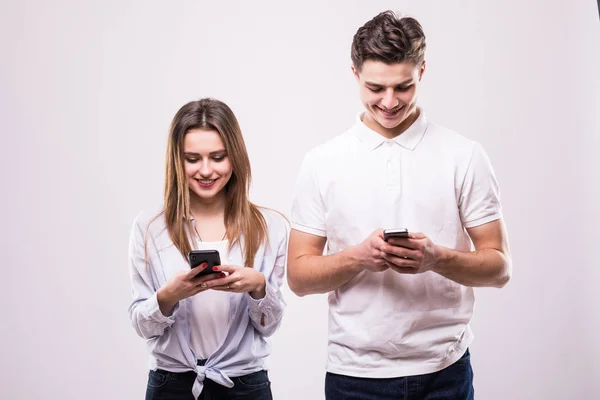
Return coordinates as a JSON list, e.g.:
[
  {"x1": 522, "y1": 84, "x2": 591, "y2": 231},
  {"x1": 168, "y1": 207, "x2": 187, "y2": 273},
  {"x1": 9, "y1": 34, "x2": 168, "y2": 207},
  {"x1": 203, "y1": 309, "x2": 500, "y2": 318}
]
[
  {"x1": 367, "y1": 87, "x2": 383, "y2": 93},
  {"x1": 212, "y1": 155, "x2": 227, "y2": 162},
  {"x1": 185, "y1": 158, "x2": 199, "y2": 163},
  {"x1": 396, "y1": 85, "x2": 413, "y2": 92}
]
